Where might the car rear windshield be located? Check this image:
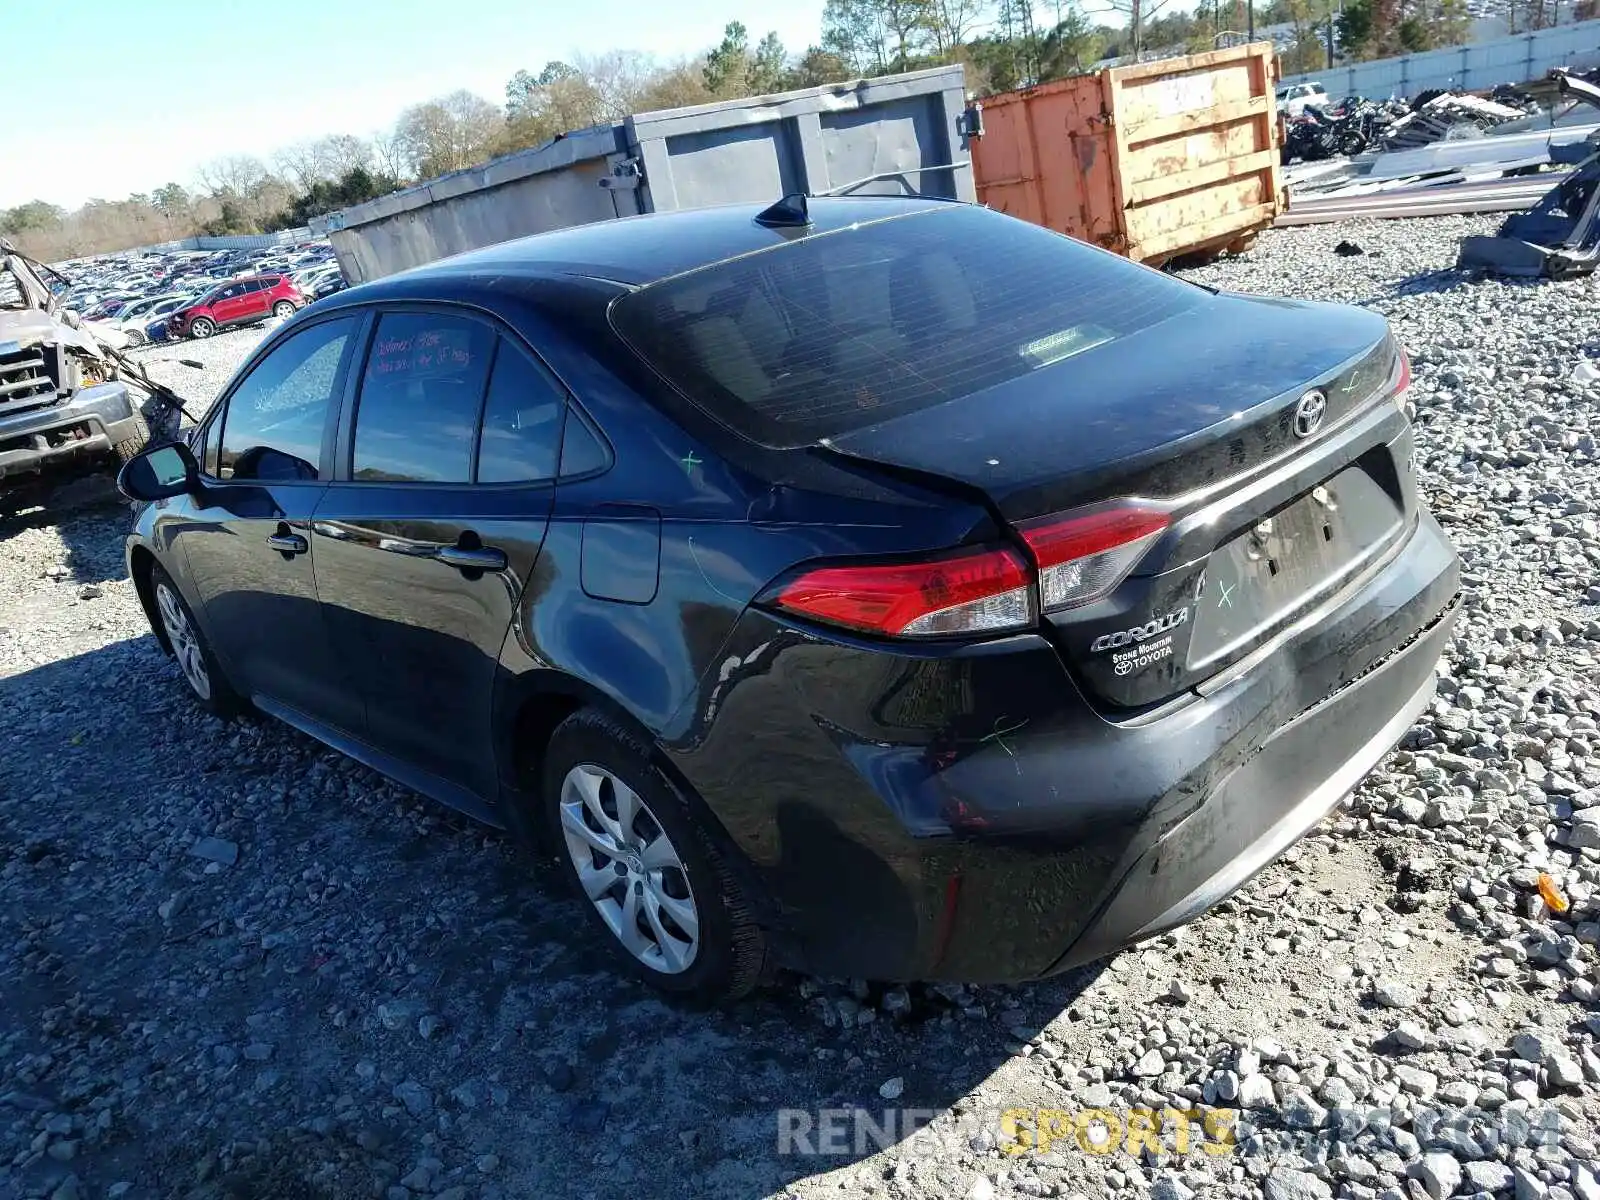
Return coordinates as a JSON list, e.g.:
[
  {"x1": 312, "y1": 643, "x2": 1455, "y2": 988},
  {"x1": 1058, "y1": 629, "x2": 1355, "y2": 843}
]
[{"x1": 609, "y1": 205, "x2": 1207, "y2": 448}]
